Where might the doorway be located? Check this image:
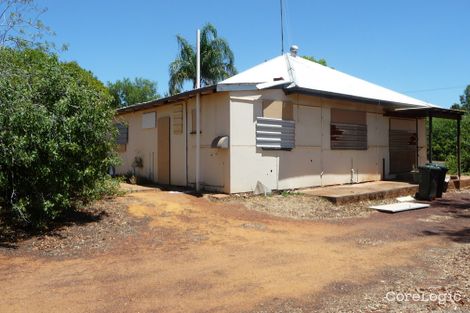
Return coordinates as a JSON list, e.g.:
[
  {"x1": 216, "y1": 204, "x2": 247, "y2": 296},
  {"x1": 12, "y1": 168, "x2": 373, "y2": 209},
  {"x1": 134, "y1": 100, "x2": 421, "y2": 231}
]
[{"x1": 389, "y1": 119, "x2": 417, "y2": 174}]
